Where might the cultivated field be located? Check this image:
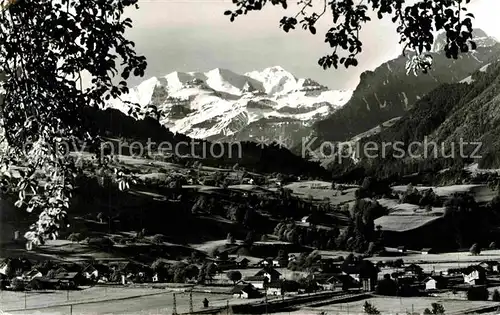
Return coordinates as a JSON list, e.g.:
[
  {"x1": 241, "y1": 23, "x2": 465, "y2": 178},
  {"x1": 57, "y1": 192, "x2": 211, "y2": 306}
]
[
  {"x1": 306, "y1": 296, "x2": 500, "y2": 315},
  {"x1": 1, "y1": 287, "x2": 234, "y2": 315}
]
